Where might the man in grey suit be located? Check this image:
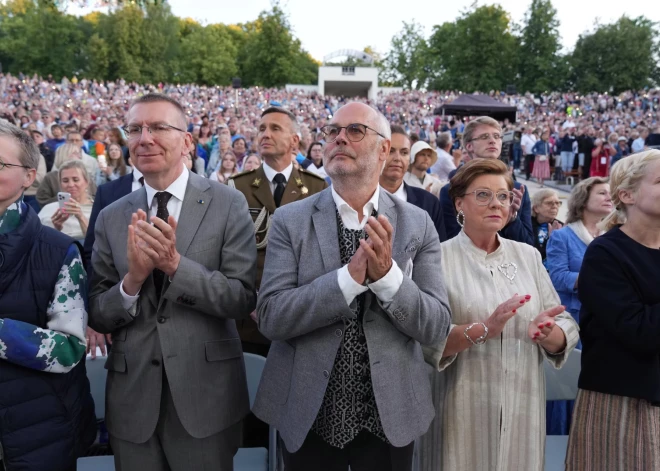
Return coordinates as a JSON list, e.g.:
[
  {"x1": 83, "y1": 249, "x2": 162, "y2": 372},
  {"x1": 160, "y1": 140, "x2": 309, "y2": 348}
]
[
  {"x1": 89, "y1": 94, "x2": 257, "y2": 471},
  {"x1": 253, "y1": 102, "x2": 452, "y2": 471}
]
